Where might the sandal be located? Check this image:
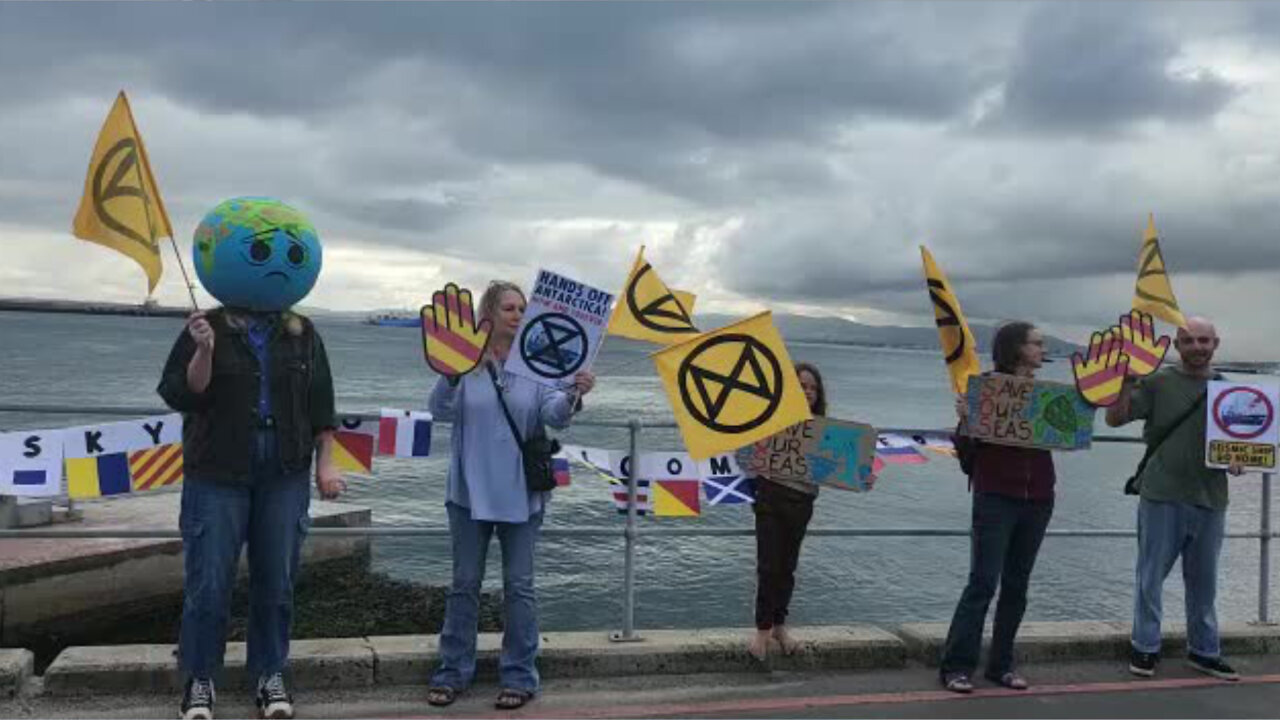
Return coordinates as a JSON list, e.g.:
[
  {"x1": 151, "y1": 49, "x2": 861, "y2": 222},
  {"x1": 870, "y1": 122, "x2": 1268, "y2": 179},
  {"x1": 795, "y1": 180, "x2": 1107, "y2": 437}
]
[
  {"x1": 985, "y1": 670, "x2": 1029, "y2": 690},
  {"x1": 942, "y1": 671, "x2": 974, "y2": 694},
  {"x1": 427, "y1": 686, "x2": 458, "y2": 707},
  {"x1": 495, "y1": 688, "x2": 534, "y2": 710}
]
